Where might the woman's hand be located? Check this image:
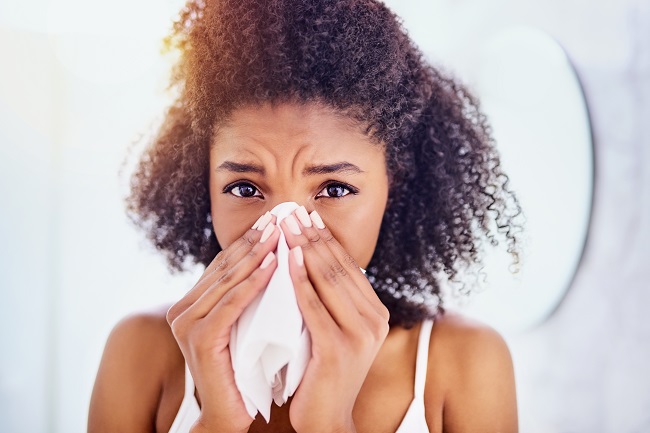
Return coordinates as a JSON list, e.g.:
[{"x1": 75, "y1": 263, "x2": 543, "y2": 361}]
[
  {"x1": 166, "y1": 212, "x2": 281, "y2": 433},
  {"x1": 280, "y1": 207, "x2": 390, "y2": 433}
]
